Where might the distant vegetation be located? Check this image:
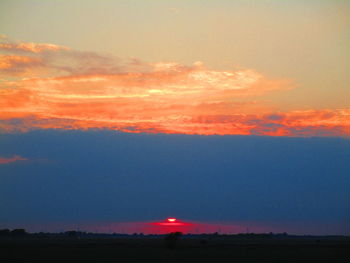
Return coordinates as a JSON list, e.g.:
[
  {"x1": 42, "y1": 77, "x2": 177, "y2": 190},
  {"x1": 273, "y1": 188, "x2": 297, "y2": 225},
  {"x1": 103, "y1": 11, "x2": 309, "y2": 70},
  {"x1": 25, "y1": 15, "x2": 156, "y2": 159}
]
[
  {"x1": 0, "y1": 228, "x2": 286, "y2": 238},
  {"x1": 0, "y1": 229, "x2": 27, "y2": 236},
  {"x1": 1, "y1": 228, "x2": 348, "y2": 239},
  {"x1": 1, "y1": 229, "x2": 349, "y2": 262}
]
